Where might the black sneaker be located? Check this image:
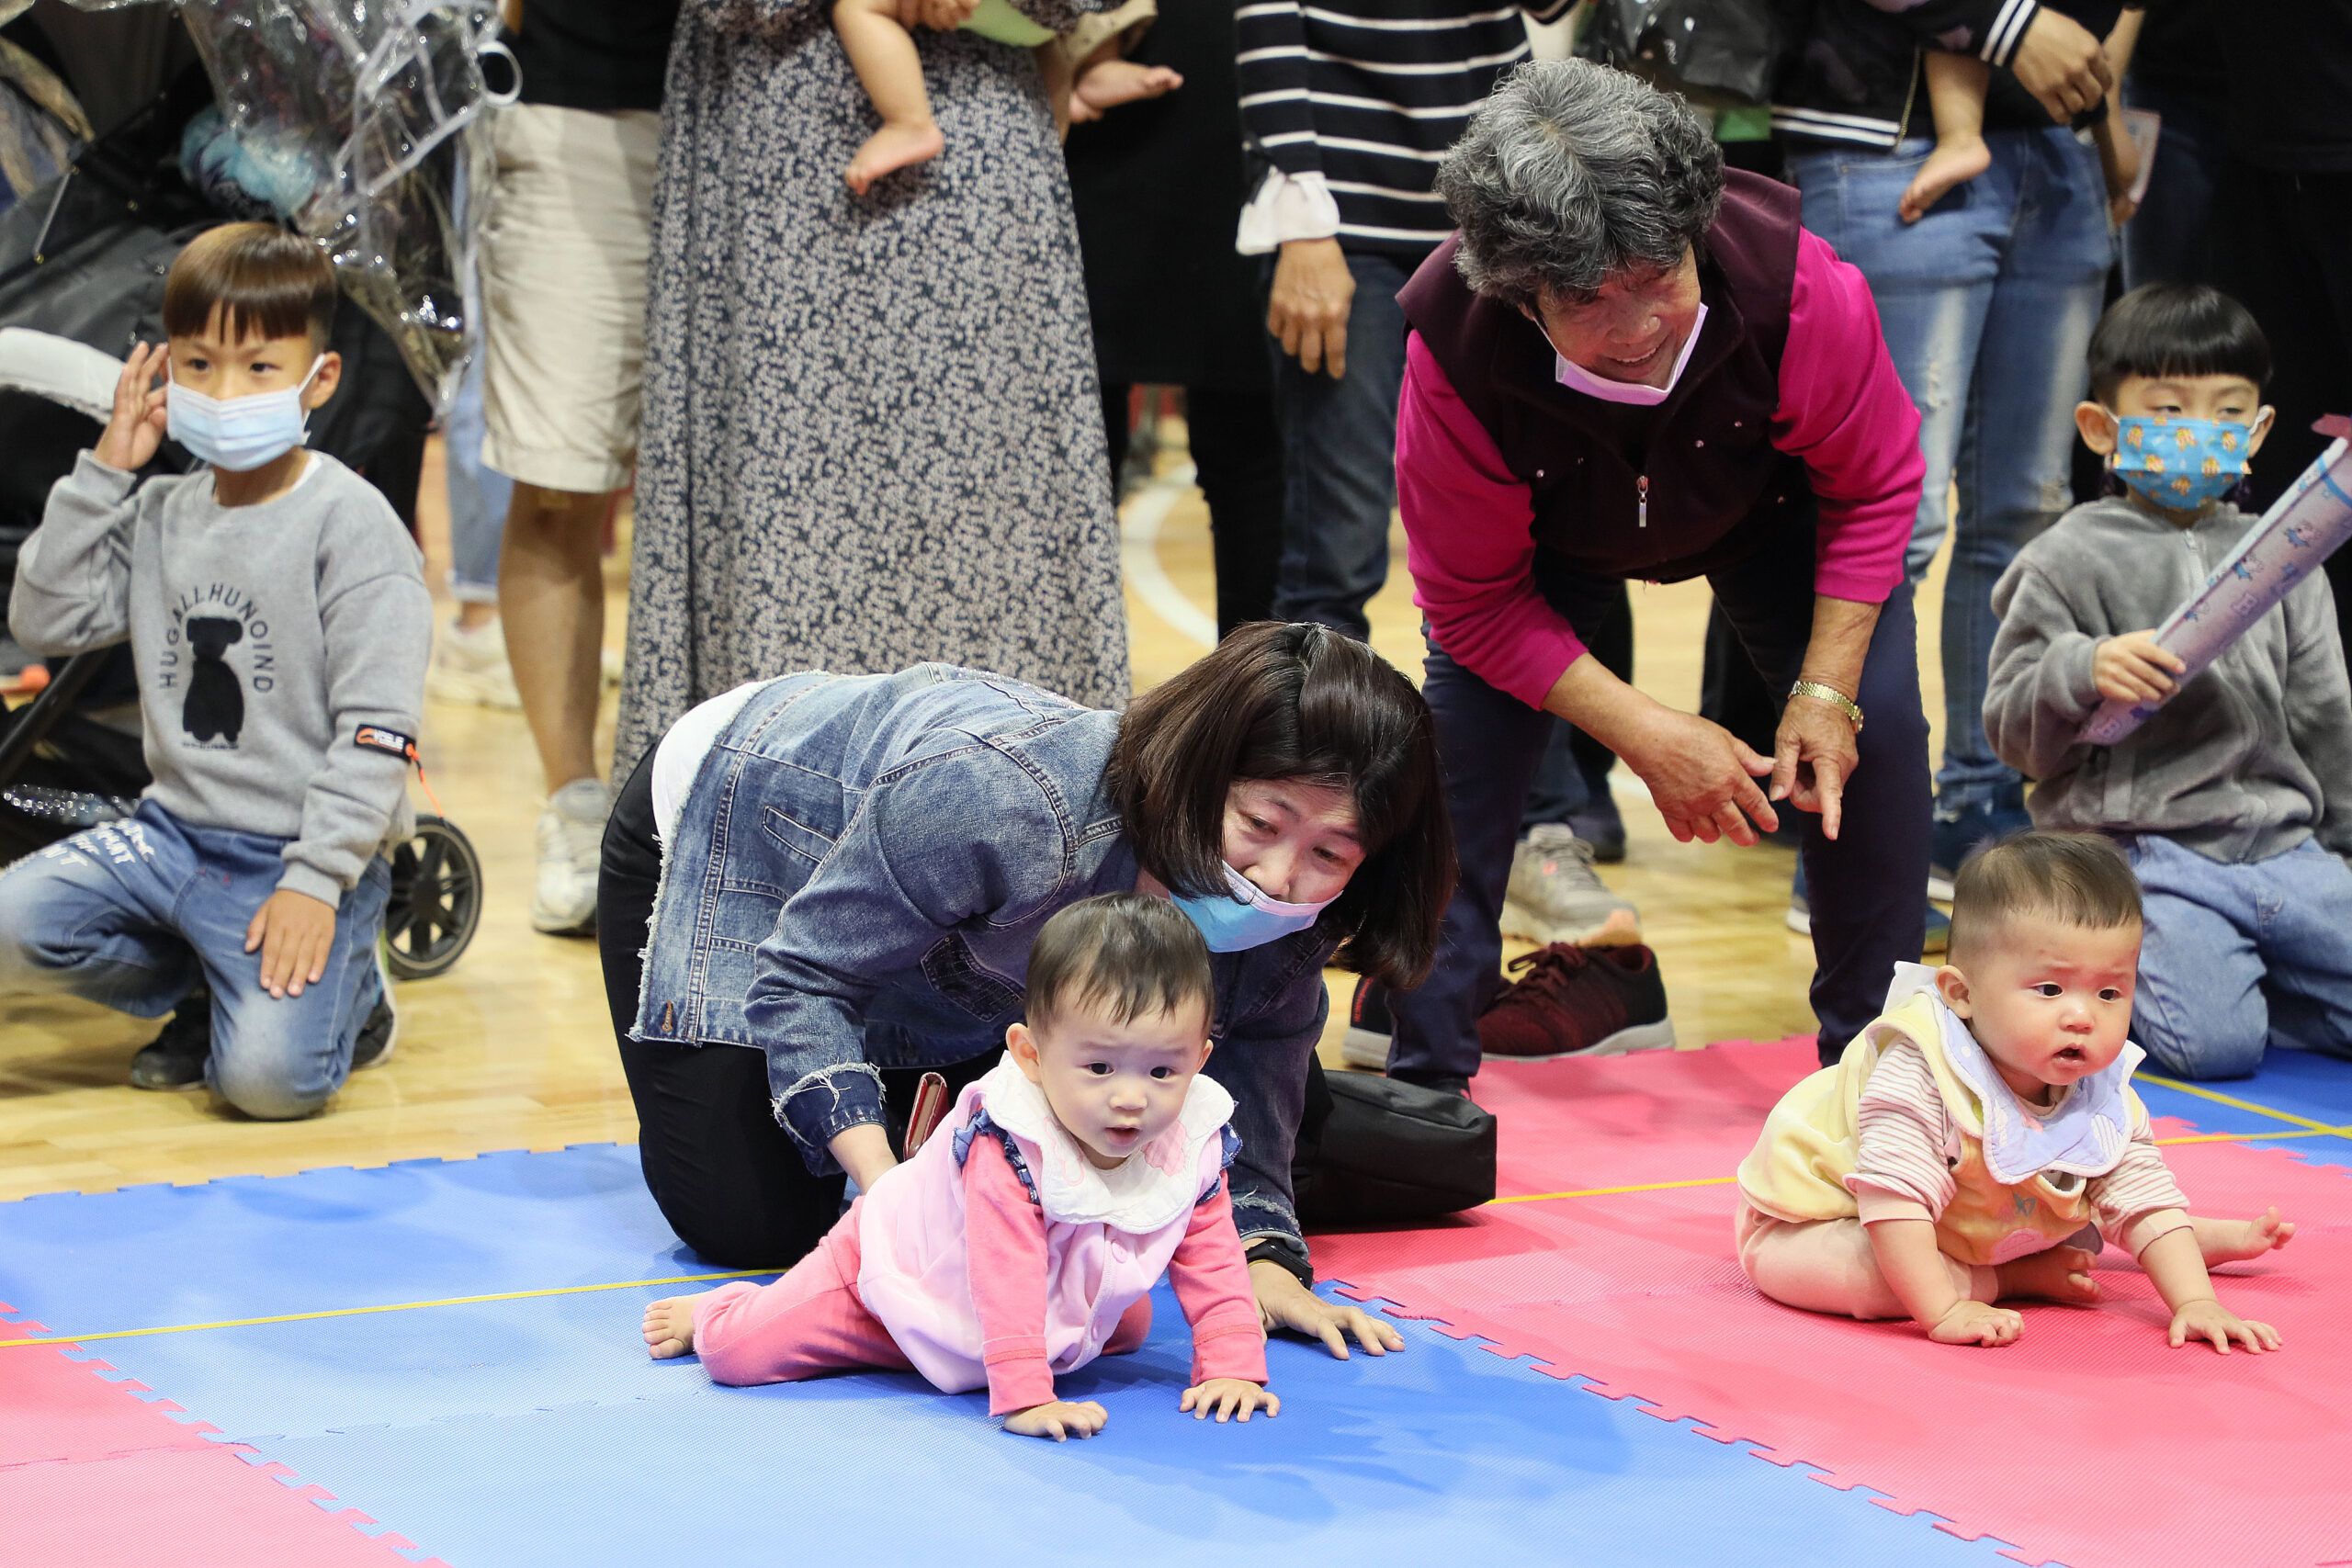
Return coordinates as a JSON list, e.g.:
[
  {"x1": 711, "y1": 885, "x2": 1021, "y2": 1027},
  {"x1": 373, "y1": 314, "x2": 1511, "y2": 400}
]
[
  {"x1": 1477, "y1": 942, "x2": 1677, "y2": 1059},
  {"x1": 1339, "y1": 976, "x2": 1394, "y2": 1071},
  {"x1": 351, "y1": 951, "x2": 398, "y2": 1070},
  {"x1": 130, "y1": 1000, "x2": 212, "y2": 1089}
]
